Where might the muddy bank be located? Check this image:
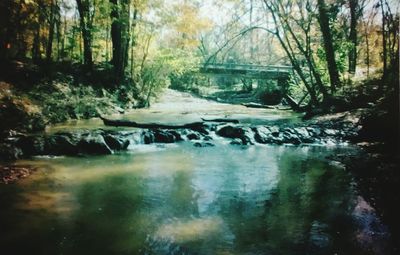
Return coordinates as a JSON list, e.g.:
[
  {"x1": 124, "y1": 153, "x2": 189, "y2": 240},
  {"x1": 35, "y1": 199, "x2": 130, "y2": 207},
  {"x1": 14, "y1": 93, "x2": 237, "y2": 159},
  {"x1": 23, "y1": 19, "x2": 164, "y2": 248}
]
[{"x1": 0, "y1": 61, "x2": 145, "y2": 136}]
